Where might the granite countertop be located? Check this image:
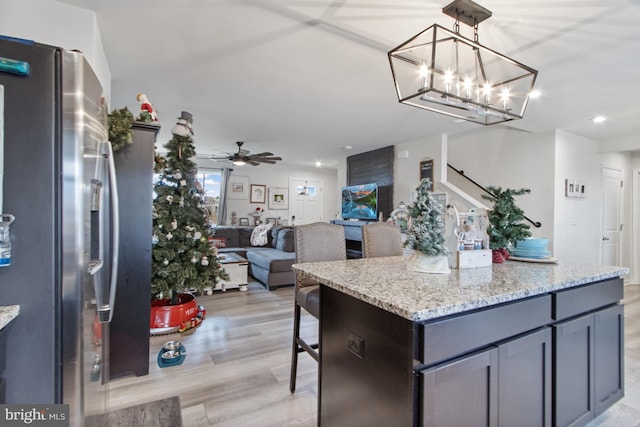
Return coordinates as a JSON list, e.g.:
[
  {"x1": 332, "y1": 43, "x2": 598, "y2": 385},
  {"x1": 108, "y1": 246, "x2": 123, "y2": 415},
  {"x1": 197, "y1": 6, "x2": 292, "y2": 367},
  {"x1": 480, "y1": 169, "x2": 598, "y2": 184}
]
[
  {"x1": 0, "y1": 305, "x2": 20, "y2": 330},
  {"x1": 292, "y1": 256, "x2": 628, "y2": 322}
]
